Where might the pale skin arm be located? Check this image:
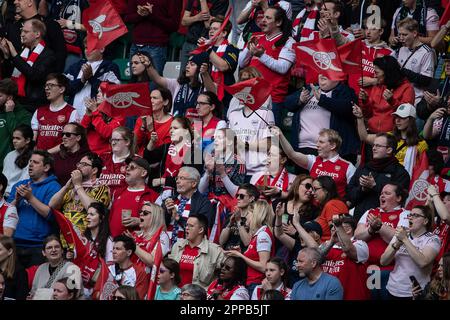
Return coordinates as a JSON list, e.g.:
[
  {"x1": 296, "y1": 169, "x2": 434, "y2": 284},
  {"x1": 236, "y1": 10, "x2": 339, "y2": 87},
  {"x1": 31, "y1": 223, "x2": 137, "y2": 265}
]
[
  {"x1": 428, "y1": 185, "x2": 450, "y2": 224},
  {"x1": 380, "y1": 238, "x2": 401, "y2": 266},
  {"x1": 352, "y1": 104, "x2": 376, "y2": 144},
  {"x1": 274, "y1": 203, "x2": 295, "y2": 250},
  {"x1": 333, "y1": 222, "x2": 357, "y2": 261},
  {"x1": 423, "y1": 108, "x2": 446, "y2": 140},
  {"x1": 269, "y1": 126, "x2": 309, "y2": 168},
  {"x1": 431, "y1": 21, "x2": 450, "y2": 49},
  {"x1": 48, "y1": 181, "x2": 71, "y2": 210},
  {"x1": 226, "y1": 250, "x2": 270, "y2": 273},
  {"x1": 209, "y1": 50, "x2": 230, "y2": 72},
  {"x1": 238, "y1": 224, "x2": 252, "y2": 247},
  {"x1": 2, "y1": 228, "x2": 14, "y2": 237}
]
